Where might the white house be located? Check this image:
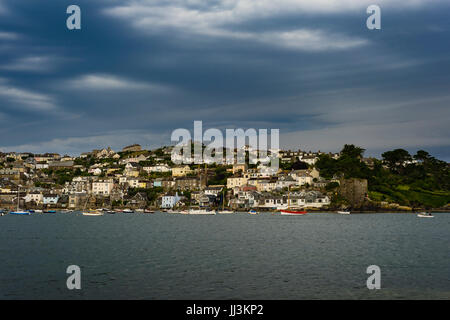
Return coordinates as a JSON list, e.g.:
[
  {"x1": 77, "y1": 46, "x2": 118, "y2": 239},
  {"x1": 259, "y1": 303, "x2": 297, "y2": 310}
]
[
  {"x1": 276, "y1": 176, "x2": 297, "y2": 189},
  {"x1": 120, "y1": 154, "x2": 147, "y2": 165},
  {"x1": 127, "y1": 178, "x2": 140, "y2": 188},
  {"x1": 35, "y1": 163, "x2": 49, "y2": 170},
  {"x1": 227, "y1": 177, "x2": 248, "y2": 189},
  {"x1": 143, "y1": 164, "x2": 171, "y2": 173},
  {"x1": 204, "y1": 186, "x2": 223, "y2": 197},
  {"x1": 92, "y1": 180, "x2": 114, "y2": 196},
  {"x1": 161, "y1": 192, "x2": 181, "y2": 209},
  {"x1": 25, "y1": 191, "x2": 43, "y2": 204},
  {"x1": 43, "y1": 194, "x2": 59, "y2": 205}
]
